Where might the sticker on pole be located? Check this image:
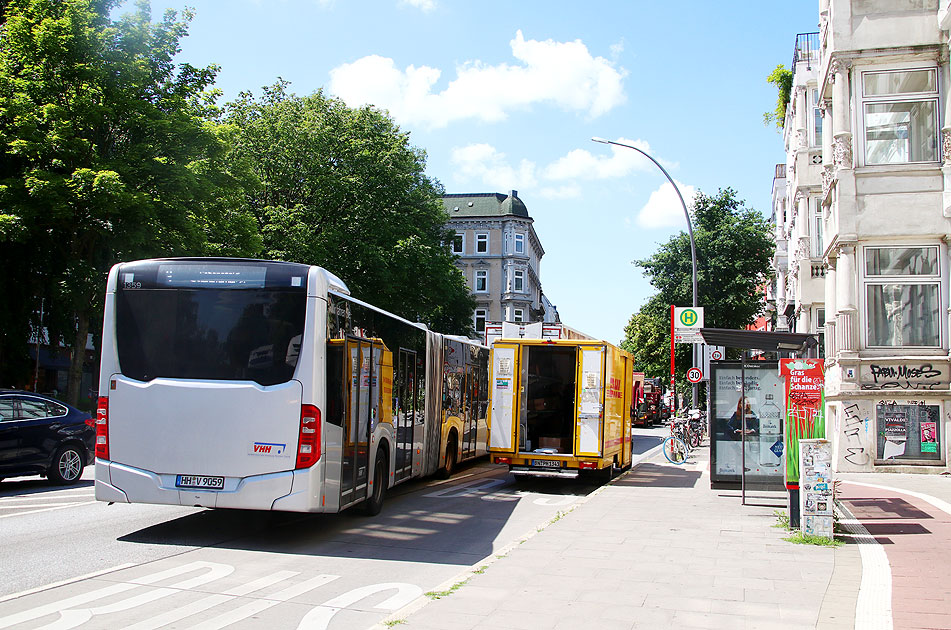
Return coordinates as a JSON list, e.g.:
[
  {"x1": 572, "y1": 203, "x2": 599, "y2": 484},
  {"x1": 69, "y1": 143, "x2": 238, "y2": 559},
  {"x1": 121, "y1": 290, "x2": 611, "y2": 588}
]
[
  {"x1": 686, "y1": 367, "x2": 703, "y2": 383},
  {"x1": 711, "y1": 349, "x2": 724, "y2": 361}
]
